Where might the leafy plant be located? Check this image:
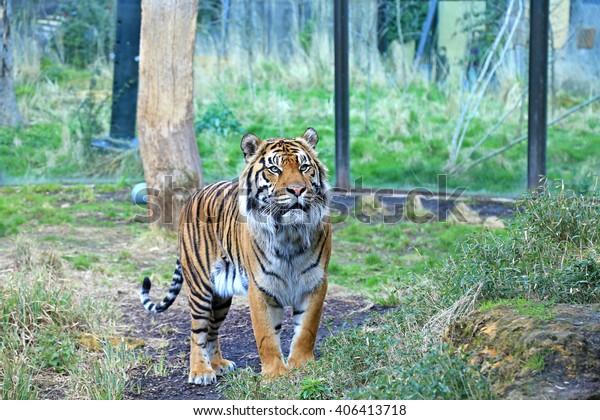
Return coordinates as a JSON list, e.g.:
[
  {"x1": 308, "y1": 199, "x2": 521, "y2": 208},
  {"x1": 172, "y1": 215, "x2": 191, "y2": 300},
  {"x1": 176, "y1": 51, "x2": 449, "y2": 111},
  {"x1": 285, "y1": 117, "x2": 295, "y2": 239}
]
[
  {"x1": 195, "y1": 99, "x2": 243, "y2": 137},
  {"x1": 76, "y1": 82, "x2": 109, "y2": 150},
  {"x1": 35, "y1": 329, "x2": 77, "y2": 372},
  {"x1": 298, "y1": 378, "x2": 330, "y2": 400},
  {"x1": 56, "y1": 0, "x2": 116, "y2": 68}
]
